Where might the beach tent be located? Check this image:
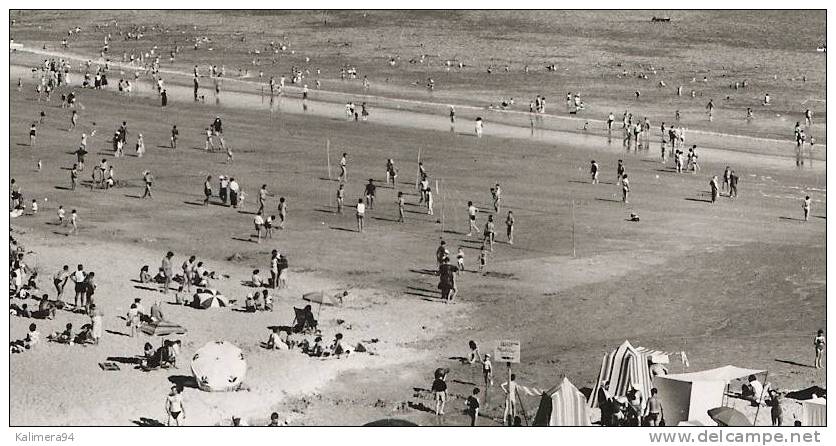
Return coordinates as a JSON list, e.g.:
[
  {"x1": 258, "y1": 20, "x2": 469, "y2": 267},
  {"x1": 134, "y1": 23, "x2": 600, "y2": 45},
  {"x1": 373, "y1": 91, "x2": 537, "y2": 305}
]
[
  {"x1": 192, "y1": 289, "x2": 229, "y2": 309},
  {"x1": 801, "y1": 398, "x2": 826, "y2": 426},
  {"x1": 533, "y1": 377, "x2": 591, "y2": 426},
  {"x1": 653, "y1": 366, "x2": 764, "y2": 426},
  {"x1": 589, "y1": 341, "x2": 653, "y2": 408},
  {"x1": 190, "y1": 341, "x2": 247, "y2": 392}
]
